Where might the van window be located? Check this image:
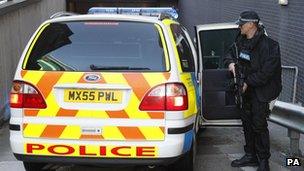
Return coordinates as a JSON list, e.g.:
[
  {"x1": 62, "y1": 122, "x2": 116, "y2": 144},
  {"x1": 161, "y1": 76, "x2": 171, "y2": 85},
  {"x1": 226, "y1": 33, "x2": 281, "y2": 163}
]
[
  {"x1": 170, "y1": 24, "x2": 195, "y2": 72},
  {"x1": 199, "y1": 29, "x2": 238, "y2": 69},
  {"x1": 24, "y1": 21, "x2": 168, "y2": 72}
]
